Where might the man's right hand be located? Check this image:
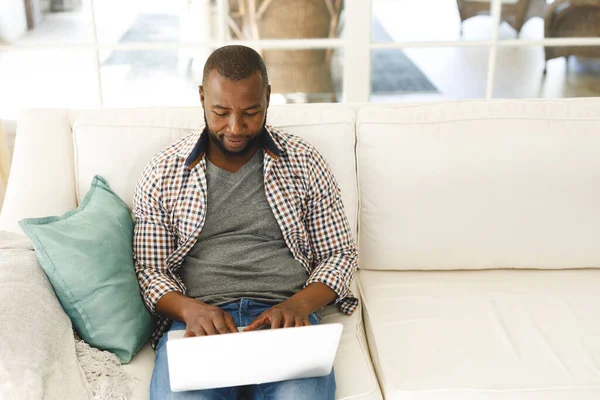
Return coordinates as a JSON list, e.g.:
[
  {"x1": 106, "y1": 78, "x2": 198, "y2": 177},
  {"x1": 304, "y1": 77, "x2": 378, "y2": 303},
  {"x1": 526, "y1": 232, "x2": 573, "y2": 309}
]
[
  {"x1": 155, "y1": 291, "x2": 237, "y2": 337},
  {"x1": 182, "y1": 302, "x2": 238, "y2": 337}
]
